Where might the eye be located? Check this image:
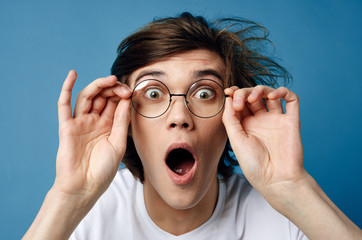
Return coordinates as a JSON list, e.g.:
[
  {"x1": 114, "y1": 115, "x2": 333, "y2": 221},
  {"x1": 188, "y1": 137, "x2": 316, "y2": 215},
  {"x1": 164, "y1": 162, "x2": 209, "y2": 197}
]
[
  {"x1": 194, "y1": 88, "x2": 214, "y2": 100},
  {"x1": 145, "y1": 88, "x2": 164, "y2": 100}
]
